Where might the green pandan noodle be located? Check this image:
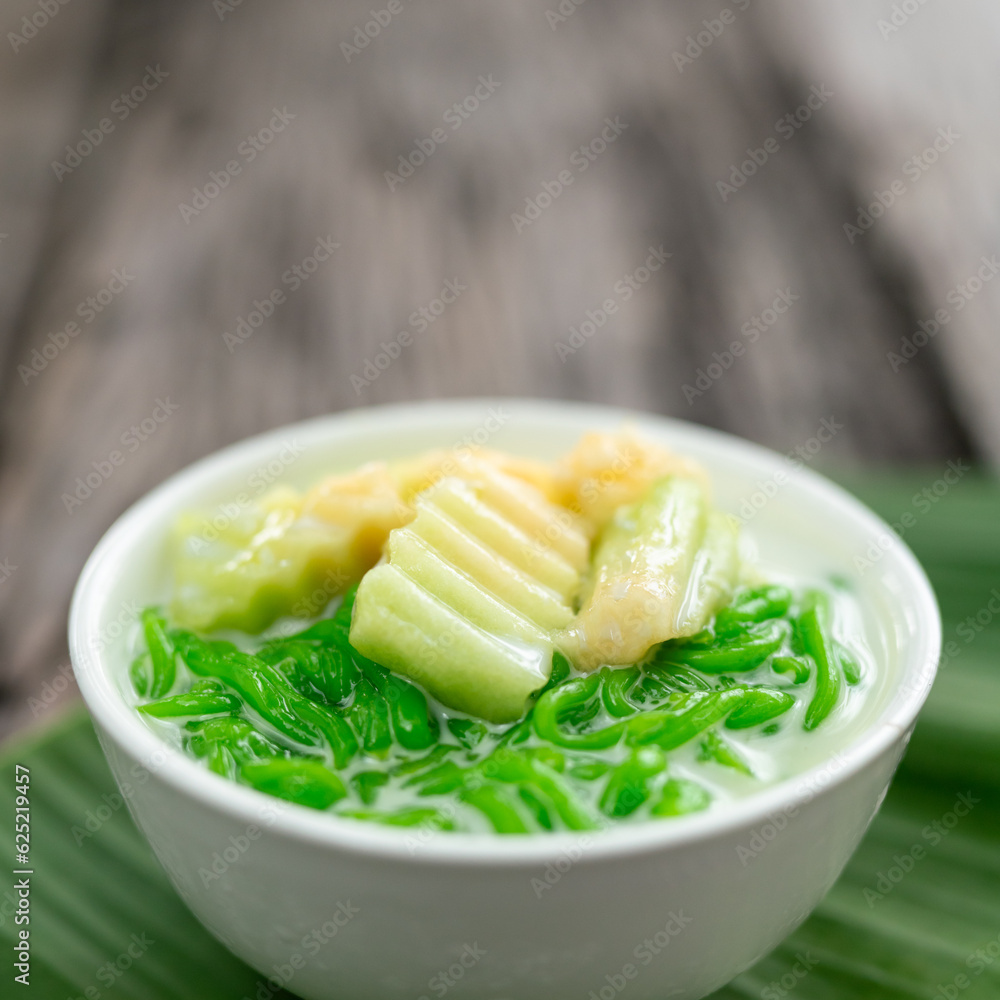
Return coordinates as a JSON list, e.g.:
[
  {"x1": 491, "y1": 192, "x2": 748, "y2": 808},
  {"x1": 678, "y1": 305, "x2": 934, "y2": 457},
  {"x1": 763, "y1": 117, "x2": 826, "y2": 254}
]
[{"x1": 130, "y1": 578, "x2": 866, "y2": 834}]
